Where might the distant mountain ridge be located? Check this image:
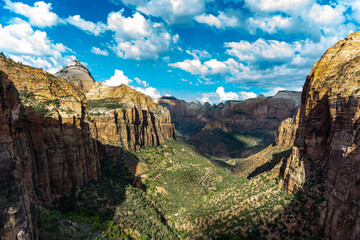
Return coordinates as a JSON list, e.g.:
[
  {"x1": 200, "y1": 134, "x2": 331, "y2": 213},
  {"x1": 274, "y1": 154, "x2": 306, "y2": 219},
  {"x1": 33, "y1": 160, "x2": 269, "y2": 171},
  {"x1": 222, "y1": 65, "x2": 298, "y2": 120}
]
[{"x1": 157, "y1": 91, "x2": 300, "y2": 158}]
